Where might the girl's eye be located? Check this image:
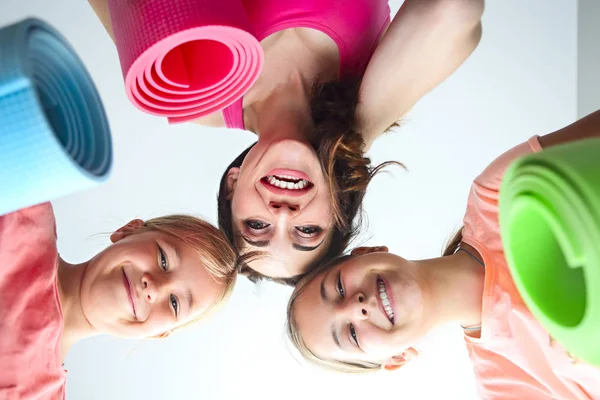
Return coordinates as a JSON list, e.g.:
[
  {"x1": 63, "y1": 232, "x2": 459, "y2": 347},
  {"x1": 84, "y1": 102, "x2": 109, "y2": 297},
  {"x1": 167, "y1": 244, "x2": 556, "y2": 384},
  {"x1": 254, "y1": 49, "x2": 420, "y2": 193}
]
[
  {"x1": 170, "y1": 294, "x2": 179, "y2": 317},
  {"x1": 295, "y1": 225, "x2": 322, "y2": 238},
  {"x1": 245, "y1": 220, "x2": 270, "y2": 231},
  {"x1": 158, "y1": 245, "x2": 168, "y2": 271},
  {"x1": 336, "y1": 272, "x2": 345, "y2": 298},
  {"x1": 349, "y1": 324, "x2": 359, "y2": 347}
]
